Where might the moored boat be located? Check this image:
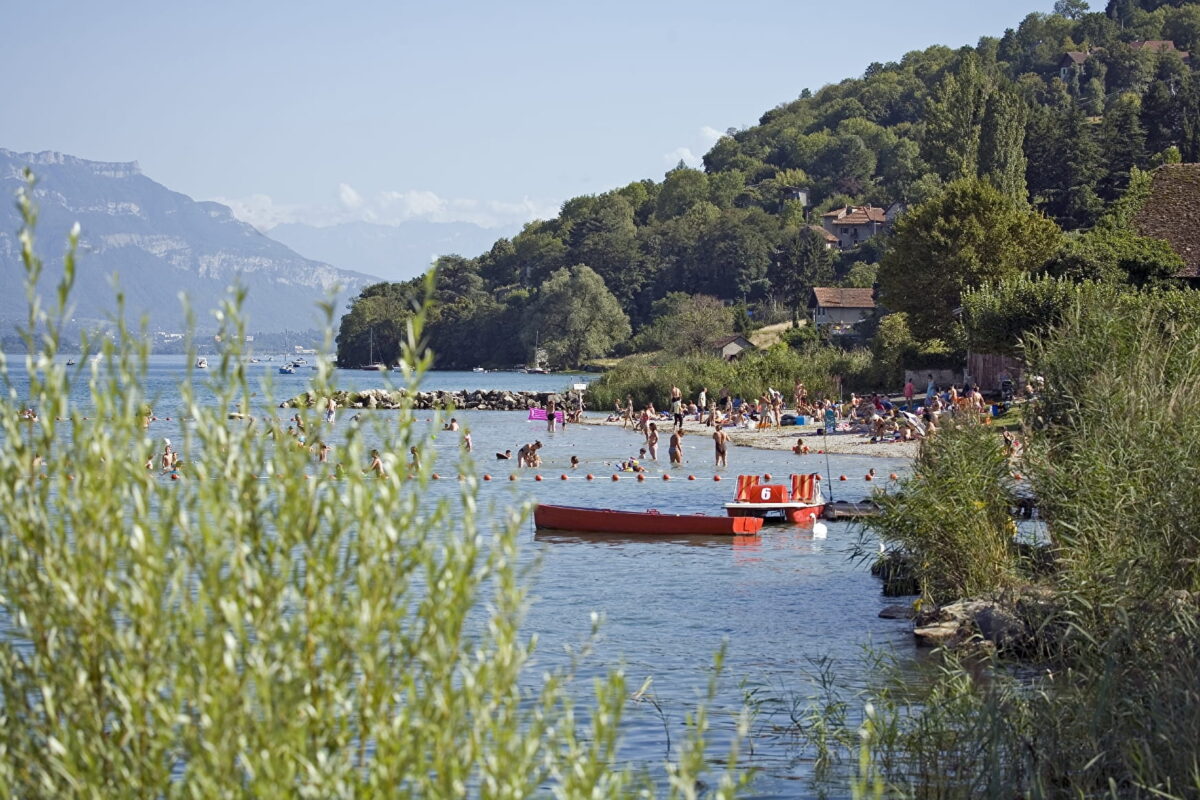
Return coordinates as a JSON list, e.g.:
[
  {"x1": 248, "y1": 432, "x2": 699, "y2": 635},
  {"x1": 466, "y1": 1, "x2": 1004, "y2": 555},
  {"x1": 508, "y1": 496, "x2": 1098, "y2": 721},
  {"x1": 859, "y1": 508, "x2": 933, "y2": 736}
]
[
  {"x1": 535, "y1": 503, "x2": 762, "y2": 536},
  {"x1": 278, "y1": 363, "x2": 296, "y2": 374},
  {"x1": 195, "y1": 357, "x2": 208, "y2": 369},
  {"x1": 724, "y1": 473, "x2": 826, "y2": 525}
]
